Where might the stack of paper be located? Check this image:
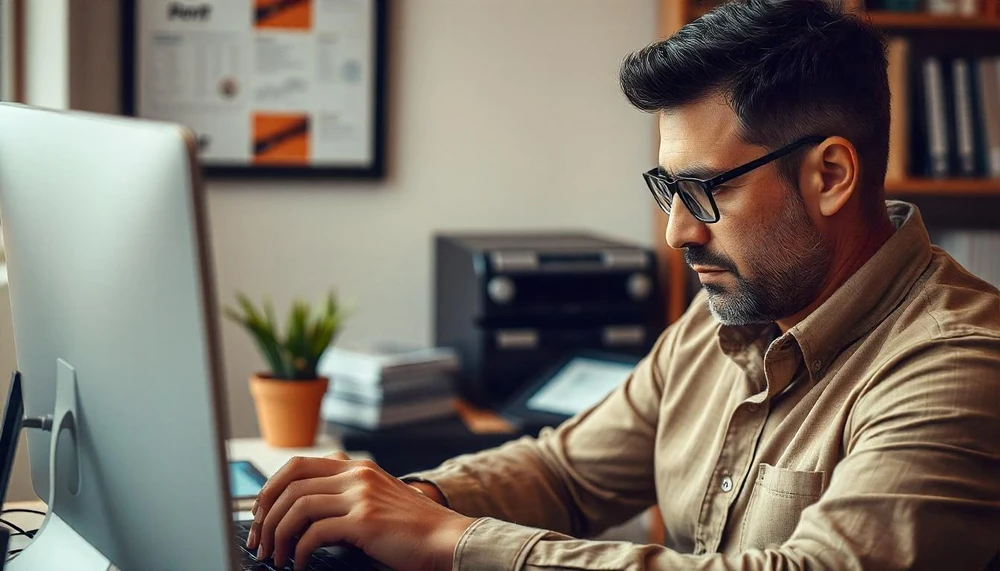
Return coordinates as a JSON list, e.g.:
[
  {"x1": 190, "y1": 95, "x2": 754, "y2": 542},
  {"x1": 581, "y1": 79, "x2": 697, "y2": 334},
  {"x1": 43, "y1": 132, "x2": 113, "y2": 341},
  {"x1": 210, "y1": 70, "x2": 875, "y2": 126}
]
[{"x1": 317, "y1": 344, "x2": 459, "y2": 430}]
